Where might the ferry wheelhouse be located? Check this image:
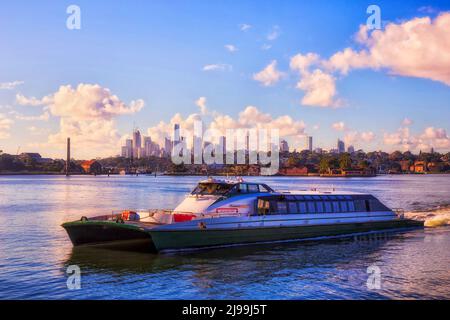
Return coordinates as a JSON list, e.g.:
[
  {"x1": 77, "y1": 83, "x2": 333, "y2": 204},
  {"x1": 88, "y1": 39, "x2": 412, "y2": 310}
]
[{"x1": 62, "y1": 178, "x2": 423, "y2": 252}]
